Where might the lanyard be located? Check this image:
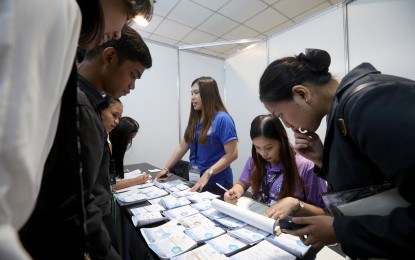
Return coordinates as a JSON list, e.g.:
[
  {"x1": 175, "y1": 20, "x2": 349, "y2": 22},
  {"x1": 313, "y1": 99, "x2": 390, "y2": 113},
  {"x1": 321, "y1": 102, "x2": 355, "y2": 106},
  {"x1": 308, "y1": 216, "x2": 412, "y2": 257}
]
[
  {"x1": 193, "y1": 137, "x2": 198, "y2": 164},
  {"x1": 260, "y1": 170, "x2": 282, "y2": 204},
  {"x1": 193, "y1": 123, "x2": 201, "y2": 164}
]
